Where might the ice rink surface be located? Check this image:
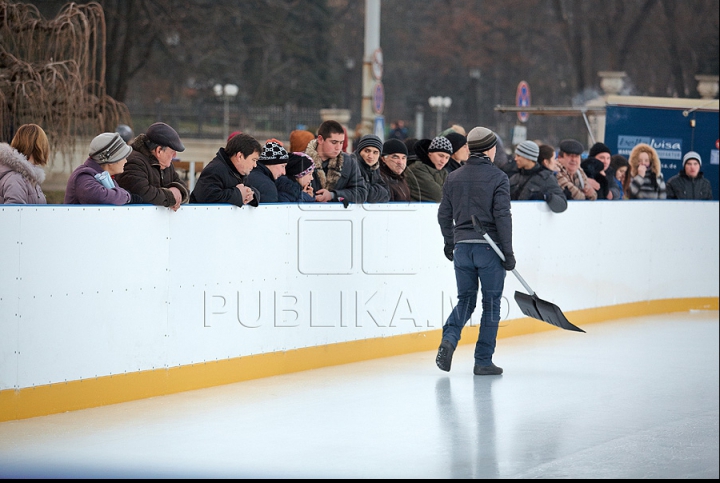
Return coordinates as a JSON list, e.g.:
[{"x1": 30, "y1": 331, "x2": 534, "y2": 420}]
[{"x1": 0, "y1": 311, "x2": 718, "y2": 478}]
